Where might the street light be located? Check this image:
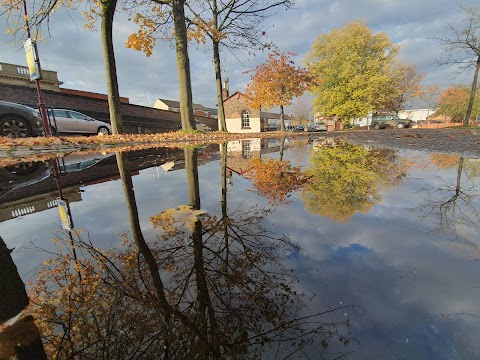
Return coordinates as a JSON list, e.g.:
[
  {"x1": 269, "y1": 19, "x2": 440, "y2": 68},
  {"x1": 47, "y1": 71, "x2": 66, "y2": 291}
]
[{"x1": 22, "y1": 0, "x2": 51, "y2": 137}]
